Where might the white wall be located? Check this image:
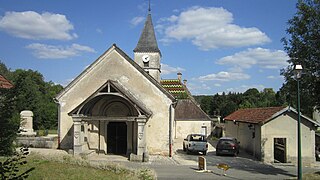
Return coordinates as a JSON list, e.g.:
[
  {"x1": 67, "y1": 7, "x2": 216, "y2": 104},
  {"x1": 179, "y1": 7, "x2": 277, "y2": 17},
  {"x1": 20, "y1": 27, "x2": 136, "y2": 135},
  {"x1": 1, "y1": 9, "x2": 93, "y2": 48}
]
[
  {"x1": 262, "y1": 112, "x2": 316, "y2": 165},
  {"x1": 174, "y1": 121, "x2": 212, "y2": 139}
]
